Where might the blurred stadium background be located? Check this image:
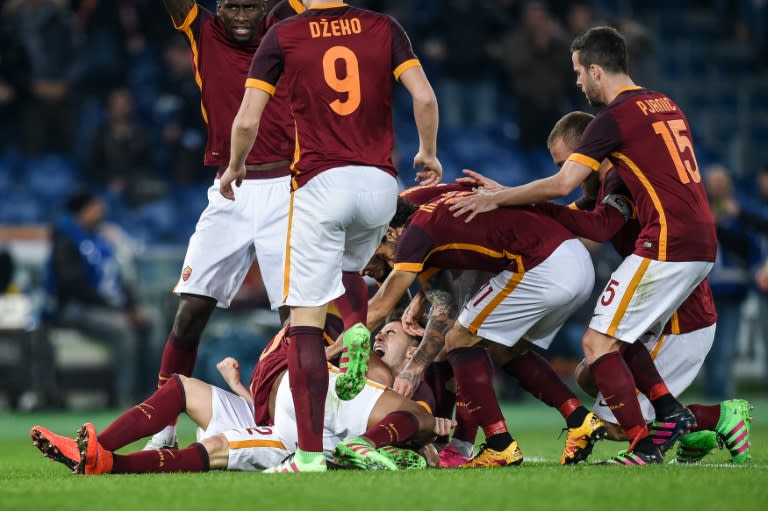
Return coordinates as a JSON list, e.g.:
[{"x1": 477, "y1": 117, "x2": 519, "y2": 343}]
[{"x1": 0, "y1": 0, "x2": 767, "y2": 411}]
